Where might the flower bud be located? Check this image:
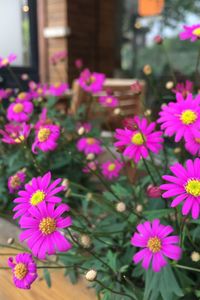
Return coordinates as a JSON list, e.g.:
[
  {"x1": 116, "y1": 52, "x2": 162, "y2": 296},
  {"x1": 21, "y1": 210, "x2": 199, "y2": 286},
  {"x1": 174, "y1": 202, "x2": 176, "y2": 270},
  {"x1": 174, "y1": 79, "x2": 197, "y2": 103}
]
[
  {"x1": 143, "y1": 65, "x2": 152, "y2": 75},
  {"x1": 144, "y1": 109, "x2": 152, "y2": 117},
  {"x1": 113, "y1": 108, "x2": 121, "y2": 115},
  {"x1": 165, "y1": 81, "x2": 174, "y2": 90},
  {"x1": 80, "y1": 234, "x2": 92, "y2": 248},
  {"x1": 85, "y1": 269, "x2": 97, "y2": 281},
  {"x1": 116, "y1": 202, "x2": 126, "y2": 212},
  {"x1": 136, "y1": 204, "x2": 143, "y2": 213},
  {"x1": 61, "y1": 178, "x2": 69, "y2": 191},
  {"x1": 146, "y1": 184, "x2": 162, "y2": 198},
  {"x1": 154, "y1": 35, "x2": 163, "y2": 45},
  {"x1": 174, "y1": 147, "x2": 181, "y2": 154},
  {"x1": 86, "y1": 193, "x2": 93, "y2": 201},
  {"x1": 65, "y1": 188, "x2": 71, "y2": 198},
  {"x1": 7, "y1": 237, "x2": 14, "y2": 245},
  {"x1": 191, "y1": 251, "x2": 200, "y2": 262},
  {"x1": 77, "y1": 126, "x2": 85, "y2": 135},
  {"x1": 130, "y1": 81, "x2": 142, "y2": 95},
  {"x1": 86, "y1": 153, "x2": 95, "y2": 161}
]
